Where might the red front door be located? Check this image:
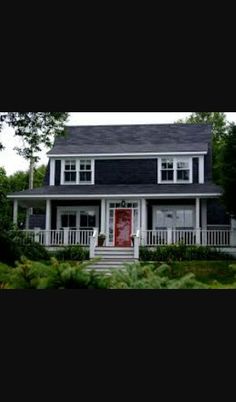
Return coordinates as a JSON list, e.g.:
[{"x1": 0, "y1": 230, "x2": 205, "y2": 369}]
[{"x1": 115, "y1": 209, "x2": 132, "y2": 247}]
